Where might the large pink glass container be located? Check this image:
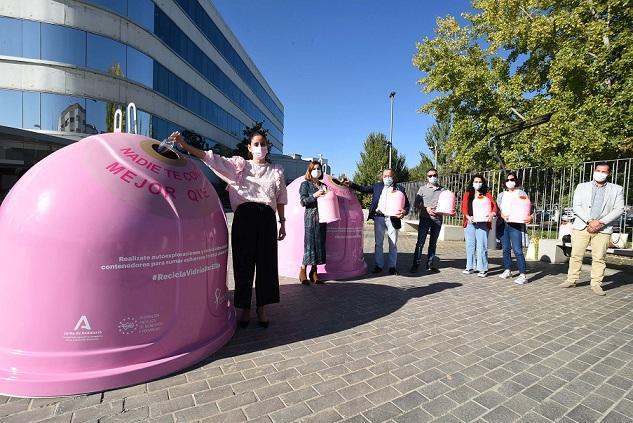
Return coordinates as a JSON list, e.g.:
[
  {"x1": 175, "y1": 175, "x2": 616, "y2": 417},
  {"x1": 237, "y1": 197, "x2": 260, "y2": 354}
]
[
  {"x1": 278, "y1": 175, "x2": 366, "y2": 280},
  {"x1": 0, "y1": 133, "x2": 235, "y2": 397}
]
